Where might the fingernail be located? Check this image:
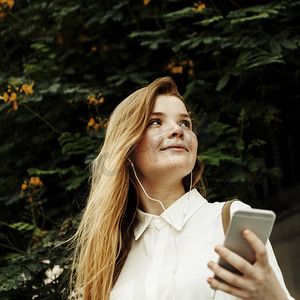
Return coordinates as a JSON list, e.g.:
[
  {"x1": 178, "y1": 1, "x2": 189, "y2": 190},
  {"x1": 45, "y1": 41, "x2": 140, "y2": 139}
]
[
  {"x1": 243, "y1": 229, "x2": 250, "y2": 236},
  {"x1": 215, "y1": 245, "x2": 222, "y2": 252},
  {"x1": 208, "y1": 261, "x2": 214, "y2": 268}
]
